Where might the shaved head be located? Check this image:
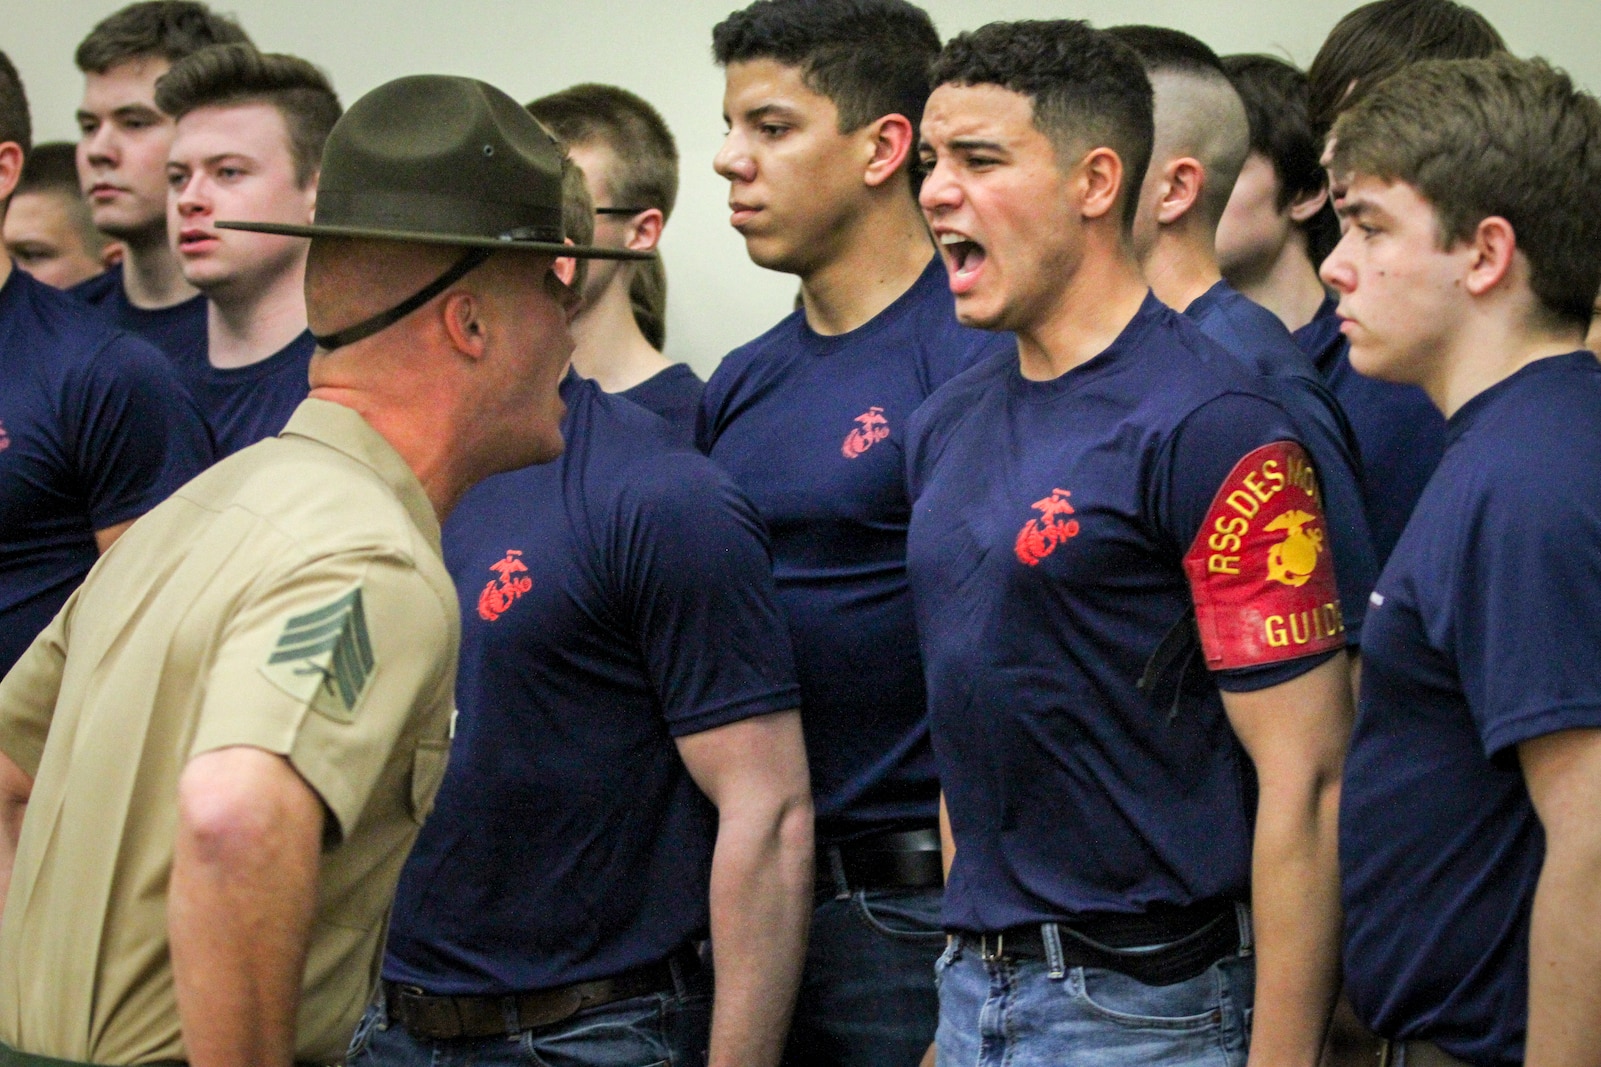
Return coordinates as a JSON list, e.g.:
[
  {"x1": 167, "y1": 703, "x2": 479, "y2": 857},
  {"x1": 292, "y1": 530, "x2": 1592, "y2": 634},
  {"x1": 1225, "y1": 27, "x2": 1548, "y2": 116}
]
[
  {"x1": 304, "y1": 237, "x2": 464, "y2": 340},
  {"x1": 1150, "y1": 68, "x2": 1250, "y2": 228}
]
